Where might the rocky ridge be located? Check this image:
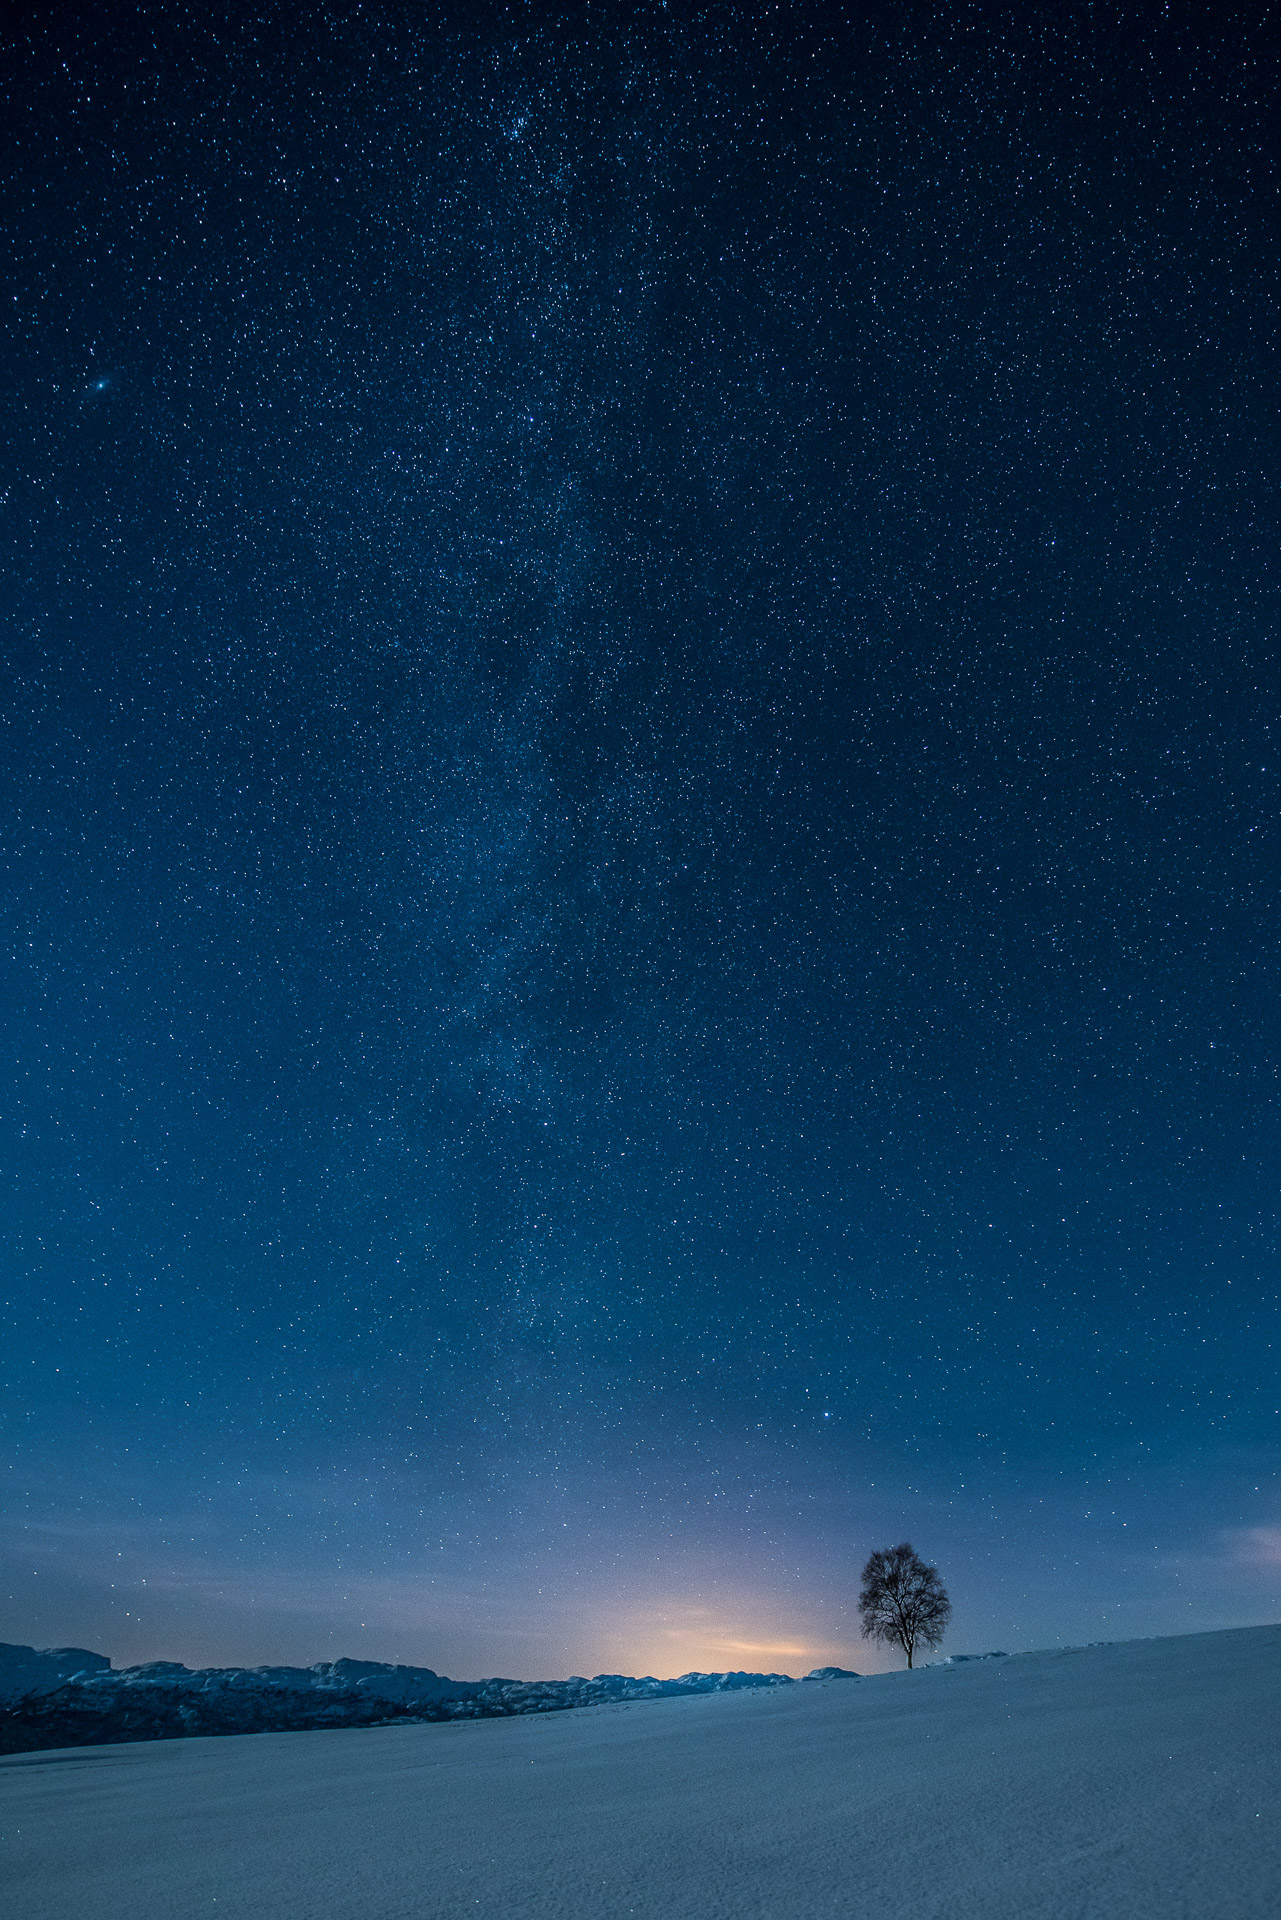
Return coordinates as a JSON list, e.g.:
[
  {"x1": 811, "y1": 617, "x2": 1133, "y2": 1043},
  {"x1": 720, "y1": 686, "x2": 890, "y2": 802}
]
[{"x1": 0, "y1": 1641, "x2": 818, "y2": 1755}]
